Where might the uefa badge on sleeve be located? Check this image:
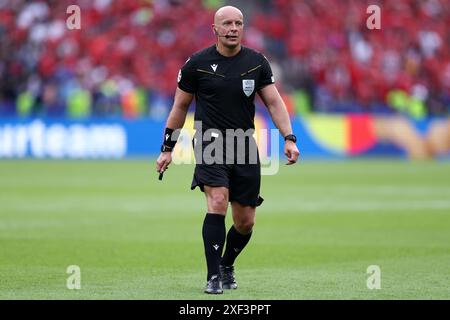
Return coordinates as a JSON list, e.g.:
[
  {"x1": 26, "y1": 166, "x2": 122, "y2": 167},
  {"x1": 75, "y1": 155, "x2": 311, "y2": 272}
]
[{"x1": 242, "y1": 79, "x2": 255, "y2": 97}]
